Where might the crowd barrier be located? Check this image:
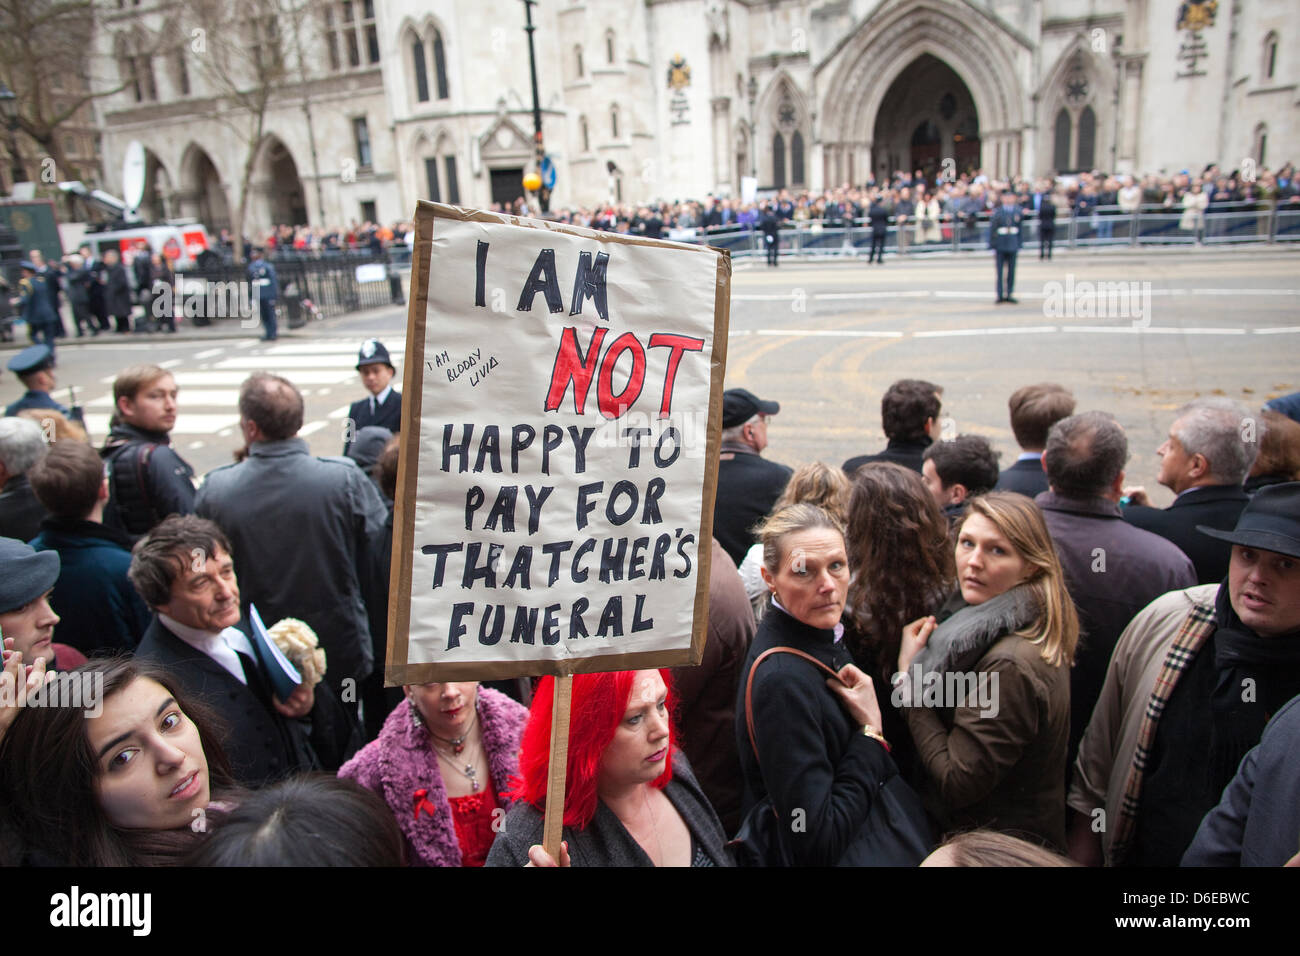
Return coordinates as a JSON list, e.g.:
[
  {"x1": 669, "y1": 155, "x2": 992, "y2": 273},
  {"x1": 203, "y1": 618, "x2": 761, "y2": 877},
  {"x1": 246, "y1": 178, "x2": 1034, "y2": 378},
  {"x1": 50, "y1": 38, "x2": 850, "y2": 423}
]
[{"x1": 665, "y1": 202, "x2": 1300, "y2": 260}]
